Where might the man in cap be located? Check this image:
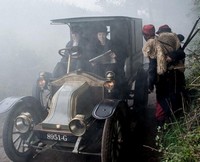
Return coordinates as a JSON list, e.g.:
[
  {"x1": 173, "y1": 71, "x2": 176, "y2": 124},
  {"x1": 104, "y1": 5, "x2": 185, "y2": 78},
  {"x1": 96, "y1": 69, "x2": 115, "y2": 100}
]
[
  {"x1": 89, "y1": 25, "x2": 117, "y2": 77},
  {"x1": 142, "y1": 24, "x2": 156, "y2": 41},
  {"x1": 87, "y1": 24, "x2": 127, "y2": 98},
  {"x1": 142, "y1": 24, "x2": 186, "y2": 126},
  {"x1": 157, "y1": 24, "x2": 186, "y2": 124},
  {"x1": 156, "y1": 24, "x2": 185, "y2": 63},
  {"x1": 66, "y1": 26, "x2": 82, "y2": 47},
  {"x1": 52, "y1": 26, "x2": 87, "y2": 78},
  {"x1": 142, "y1": 24, "x2": 157, "y2": 93},
  {"x1": 94, "y1": 25, "x2": 114, "y2": 56},
  {"x1": 156, "y1": 24, "x2": 172, "y2": 34}
]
